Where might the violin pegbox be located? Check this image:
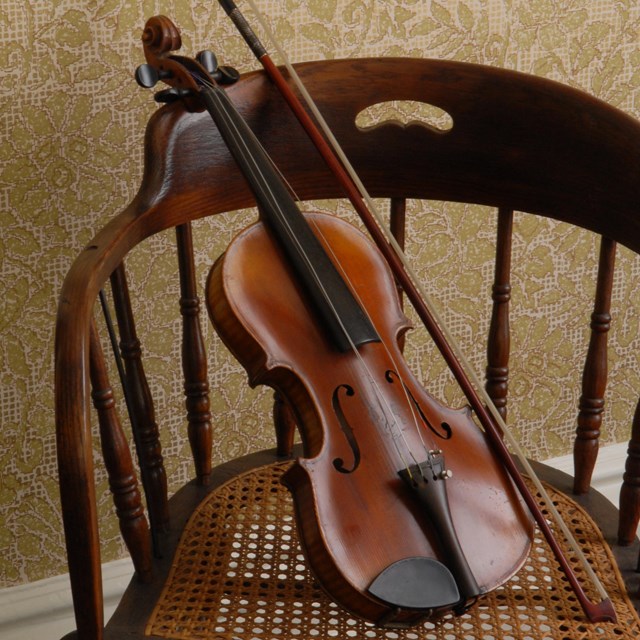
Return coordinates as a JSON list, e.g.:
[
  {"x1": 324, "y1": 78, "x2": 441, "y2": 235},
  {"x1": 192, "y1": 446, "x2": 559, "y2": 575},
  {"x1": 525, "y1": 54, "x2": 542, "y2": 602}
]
[{"x1": 134, "y1": 15, "x2": 239, "y2": 108}]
